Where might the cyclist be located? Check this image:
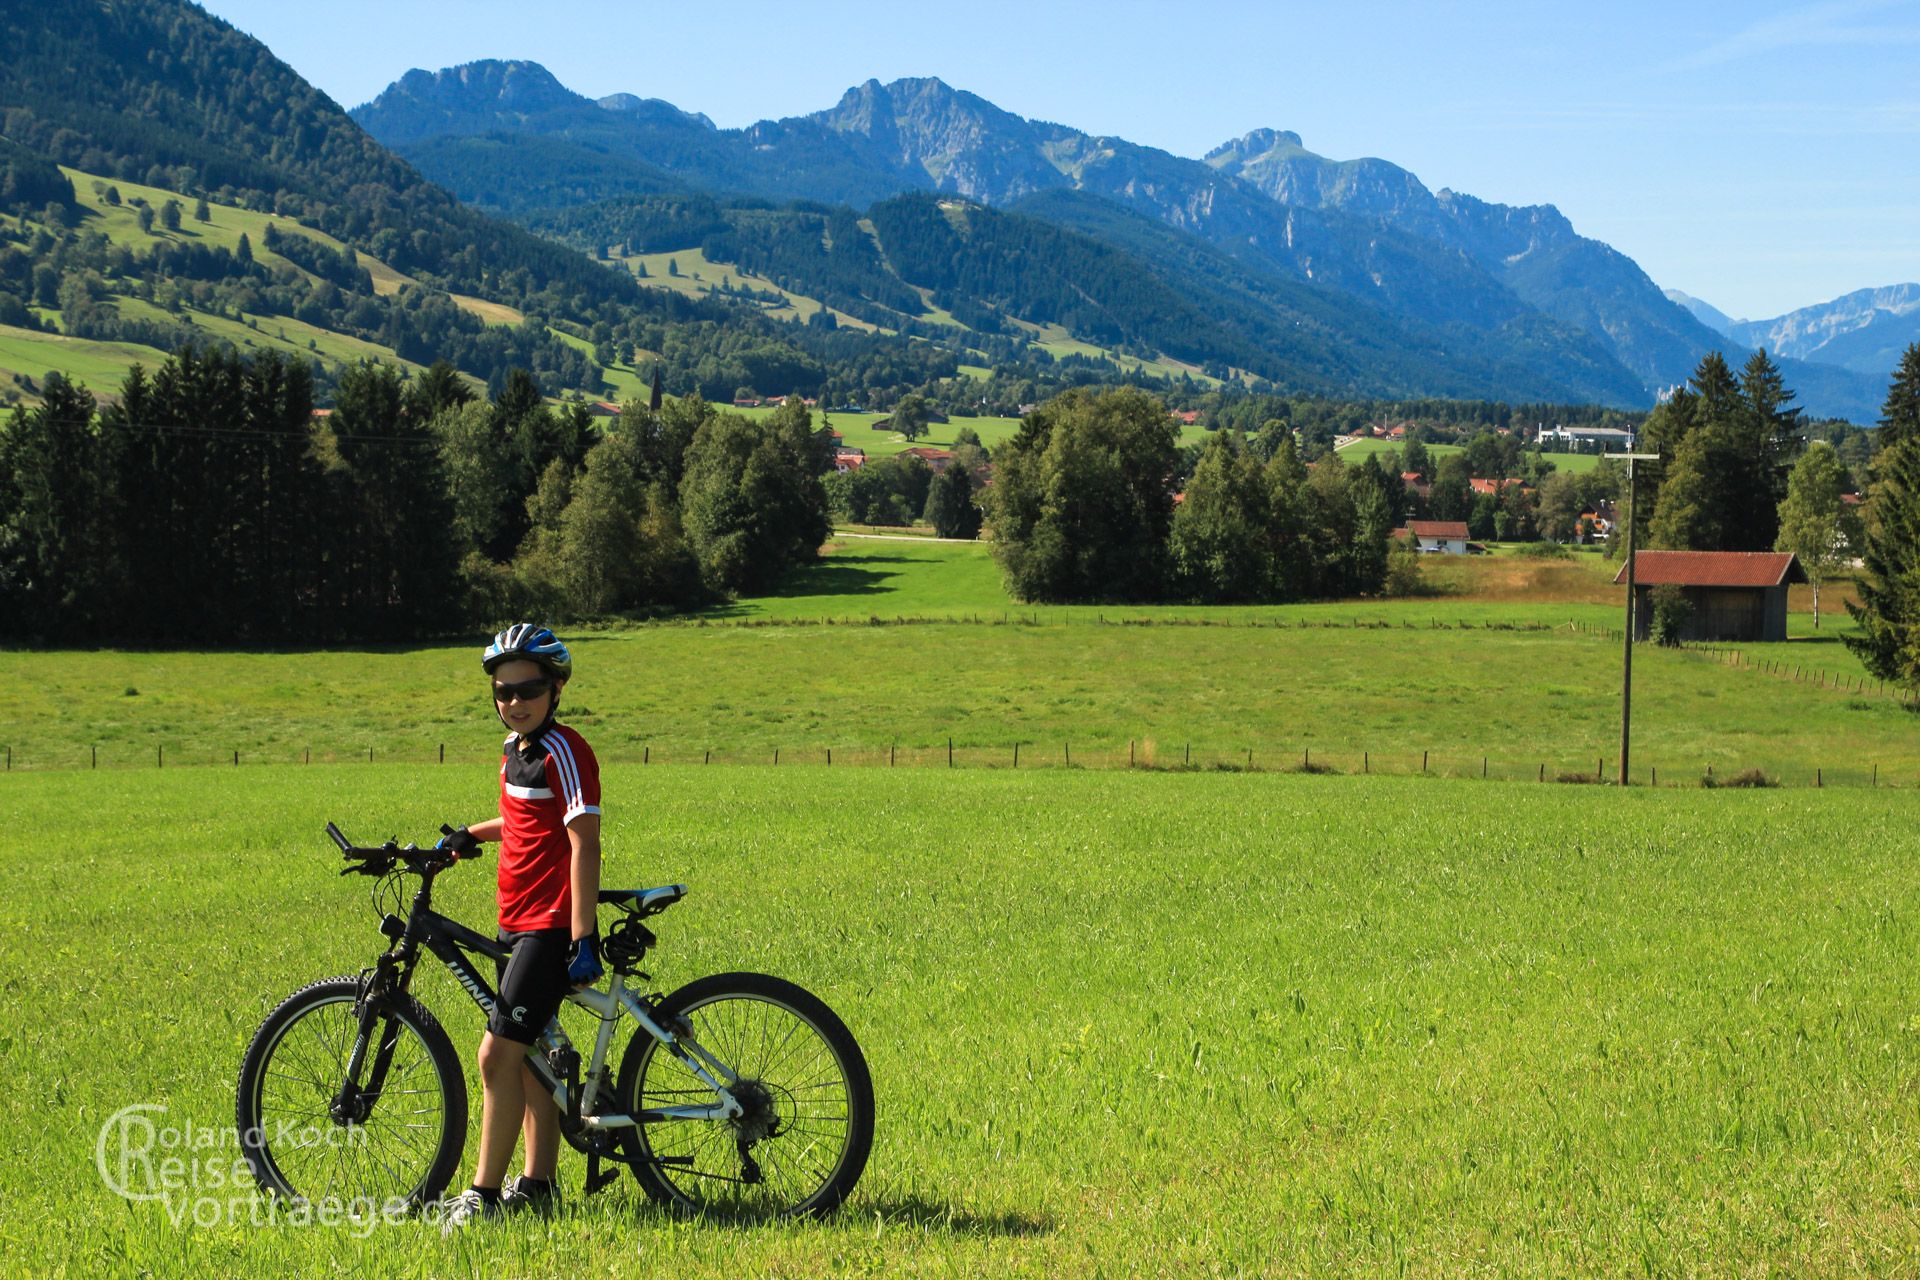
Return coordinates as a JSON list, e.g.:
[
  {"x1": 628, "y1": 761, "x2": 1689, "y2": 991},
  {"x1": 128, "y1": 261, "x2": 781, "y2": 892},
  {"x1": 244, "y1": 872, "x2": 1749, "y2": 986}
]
[{"x1": 440, "y1": 624, "x2": 604, "y2": 1231}]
